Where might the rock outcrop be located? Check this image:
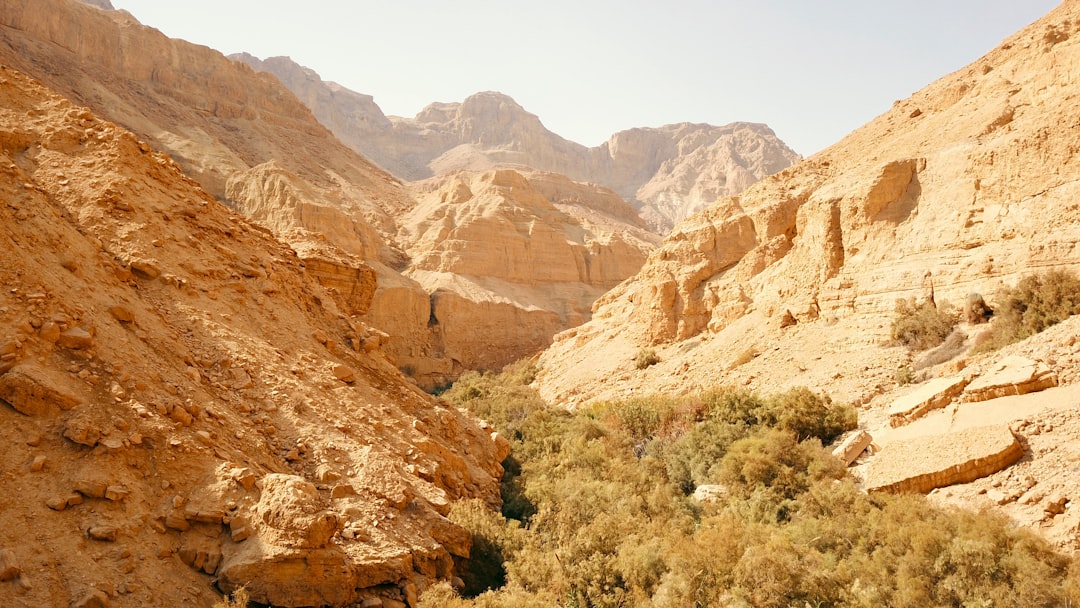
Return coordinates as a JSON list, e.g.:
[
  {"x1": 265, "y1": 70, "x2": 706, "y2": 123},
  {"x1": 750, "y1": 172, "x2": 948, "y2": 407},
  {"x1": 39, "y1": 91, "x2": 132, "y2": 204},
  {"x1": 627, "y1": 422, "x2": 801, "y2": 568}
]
[
  {"x1": 535, "y1": 0, "x2": 1080, "y2": 408},
  {"x1": 389, "y1": 169, "x2": 659, "y2": 384},
  {"x1": 864, "y1": 426, "x2": 1024, "y2": 494},
  {"x1": 963, "y1": 355, "x2": 1058, "y2": 402},
  {"x1": 232, "y1": 55, "x2": 800, "y2": 231},
  {"x1": 0, "y1": 65, "x2": 503, "y2": 607}
]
